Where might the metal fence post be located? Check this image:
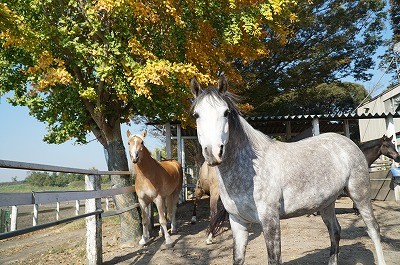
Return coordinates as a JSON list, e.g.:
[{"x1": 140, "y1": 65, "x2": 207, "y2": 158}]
[
  {"x1": 75, "y1": 200, "x2": 80, "y2": 216},
  {"x1": 11, "y1": 206, "x2": 17, "y2": 231},
  {"x1": 56, "y1": 202, "x2": 60, "y2": 221},
  {"x1": 85, "y1": 174, "x2": 102, "y2": 265},
  {"x1": 33, "y1": 203, "x2": 38, "y2": 226}
]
